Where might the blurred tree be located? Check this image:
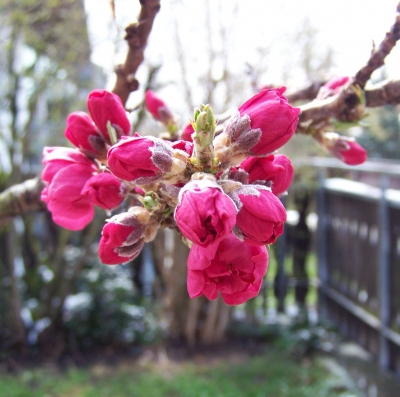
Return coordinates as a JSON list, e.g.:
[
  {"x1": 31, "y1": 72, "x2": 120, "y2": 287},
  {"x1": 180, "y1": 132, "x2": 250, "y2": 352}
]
[{"x1": 0, "y1": 0, "x2": 105, "y2": 354}]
